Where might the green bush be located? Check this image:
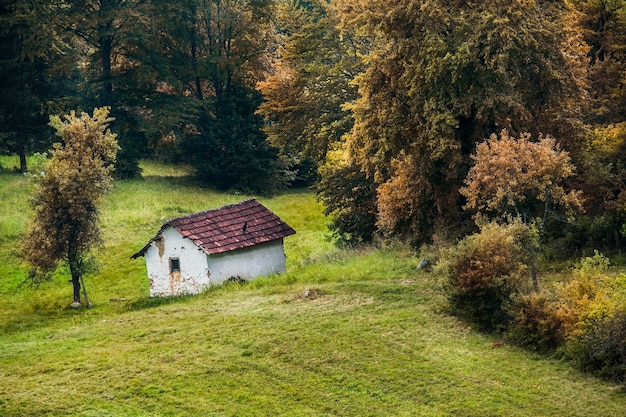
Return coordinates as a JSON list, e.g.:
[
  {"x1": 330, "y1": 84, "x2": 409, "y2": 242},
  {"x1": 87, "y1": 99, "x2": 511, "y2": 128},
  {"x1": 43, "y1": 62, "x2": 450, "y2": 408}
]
[
  {"x1": 317, "y1": 162, "x2": 378, "y2": 247},
  {"x1": 568, "y1": 310, "x2": 626, "y2": 384},
  {"x1": 441, "y1": 221, "x2": 530, "y2": 331}
]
